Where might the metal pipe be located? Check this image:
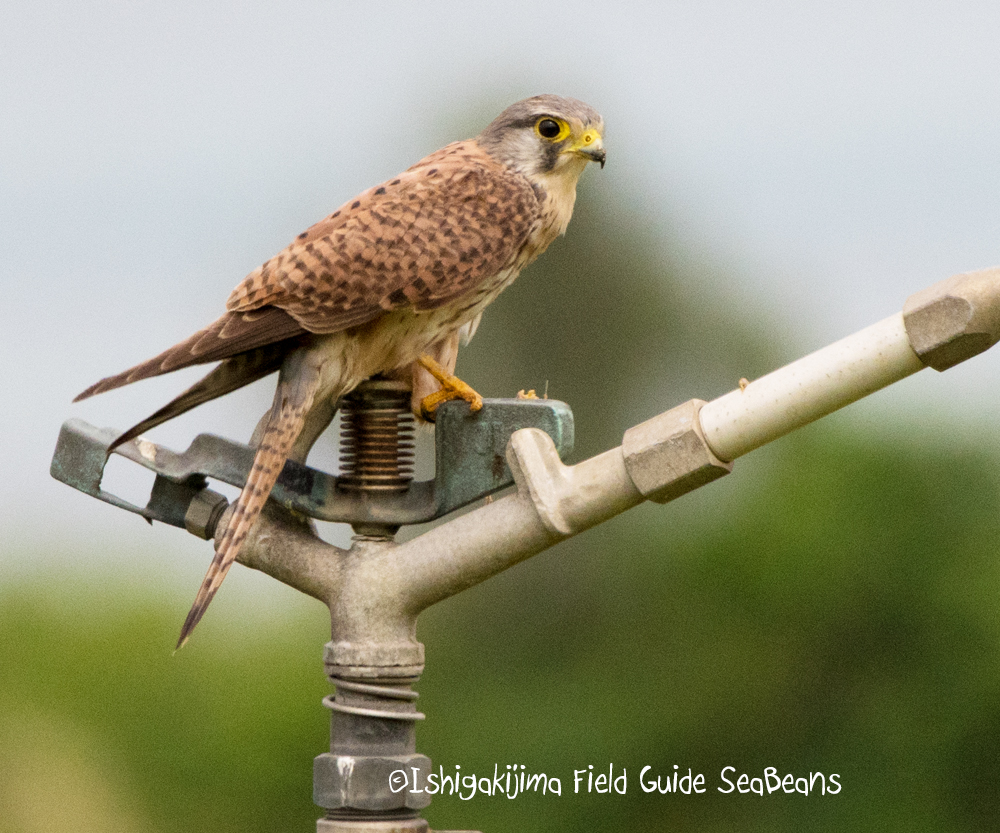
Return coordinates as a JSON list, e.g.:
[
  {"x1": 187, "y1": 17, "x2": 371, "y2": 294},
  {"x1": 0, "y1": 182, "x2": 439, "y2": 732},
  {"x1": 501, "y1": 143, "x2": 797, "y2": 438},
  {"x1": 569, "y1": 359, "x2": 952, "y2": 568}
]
[
  {"x1": 697, "y1": 265, "x2": 1000, "y2": 462},
  {"x1": 392, "y1": 445, "x2": 644, "y2": 616},
  {"x1": 698, "y1": 313, "x2": 925, "y2": 462},
  {"x1": 374, "y1": 266, "x2": 1000, "y2": 615}
]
